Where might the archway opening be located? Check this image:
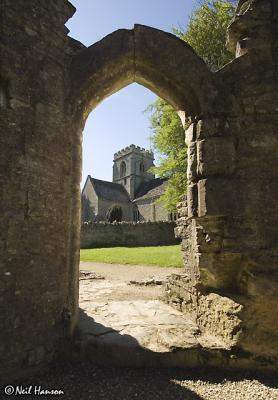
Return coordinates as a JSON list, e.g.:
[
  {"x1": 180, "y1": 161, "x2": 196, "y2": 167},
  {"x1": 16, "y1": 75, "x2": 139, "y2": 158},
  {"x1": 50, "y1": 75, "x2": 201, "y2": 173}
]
[
  {"x1": 80, "y1": 82, "x2": 185, "y2": 230},
  {"x1": 68, "y1": 24, "x2": 219, "y2": 363},
  {"x1": 79, "y1": 82, "x2": 188, "y2": 358}
]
